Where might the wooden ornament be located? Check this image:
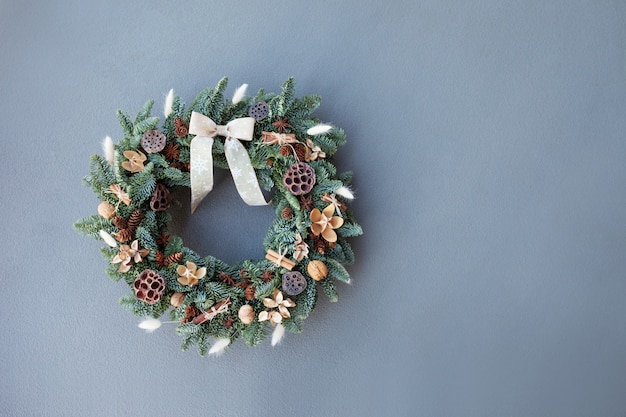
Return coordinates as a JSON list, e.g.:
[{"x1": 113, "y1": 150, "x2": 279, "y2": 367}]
[
  {"x1": 238, "y1": 304, "x2": 255, "y2": 324},
  {"x1": 307, "y1": 260, "x2": 328, "y2": 281}
]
